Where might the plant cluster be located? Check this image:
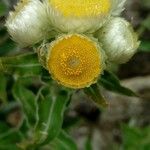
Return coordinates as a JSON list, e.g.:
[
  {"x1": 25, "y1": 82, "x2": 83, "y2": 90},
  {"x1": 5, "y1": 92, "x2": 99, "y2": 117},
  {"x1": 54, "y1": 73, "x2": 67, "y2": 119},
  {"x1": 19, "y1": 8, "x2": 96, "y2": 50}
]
[{"x1": 0, "y1": 0, "x2": 142, "y2": 150}]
